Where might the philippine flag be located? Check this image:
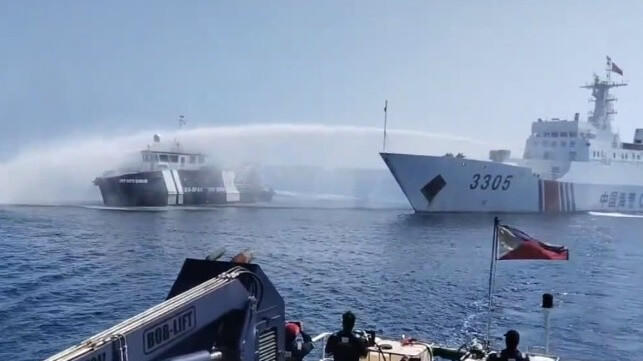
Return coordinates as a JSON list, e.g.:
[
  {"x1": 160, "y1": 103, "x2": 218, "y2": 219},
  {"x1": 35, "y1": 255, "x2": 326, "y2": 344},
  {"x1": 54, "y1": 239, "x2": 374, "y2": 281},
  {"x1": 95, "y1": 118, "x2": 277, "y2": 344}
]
[{"x1": 496, "y1": 224, "x2": 569, "y2": 261}]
